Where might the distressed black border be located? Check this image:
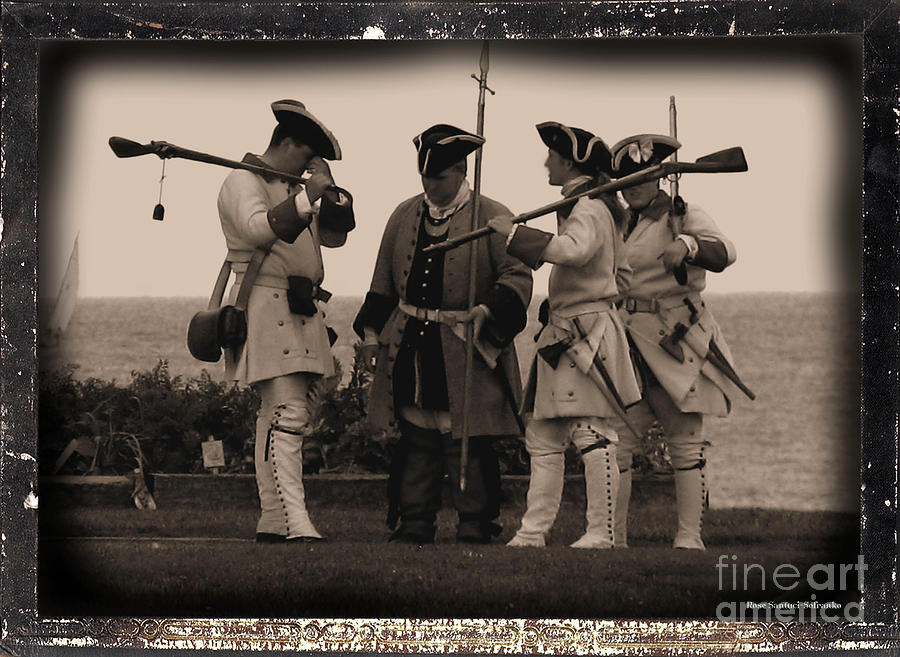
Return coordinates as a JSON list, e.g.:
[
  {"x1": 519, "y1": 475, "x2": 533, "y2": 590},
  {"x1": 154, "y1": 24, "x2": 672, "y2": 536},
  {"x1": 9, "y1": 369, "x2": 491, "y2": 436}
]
[{"x1": 1, "y1": 0, "x2": 898, "y2": 653}]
